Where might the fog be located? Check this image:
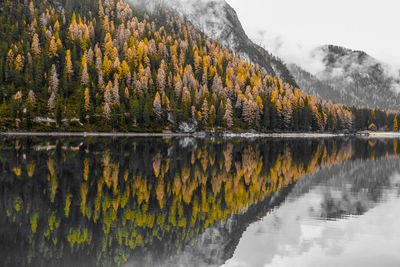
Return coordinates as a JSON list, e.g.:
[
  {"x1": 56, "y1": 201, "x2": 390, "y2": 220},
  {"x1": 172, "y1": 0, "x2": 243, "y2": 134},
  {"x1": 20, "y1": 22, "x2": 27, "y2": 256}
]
[{"x1": 227, "y1": 0, "x2": 400, "y2": 69}]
